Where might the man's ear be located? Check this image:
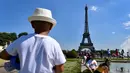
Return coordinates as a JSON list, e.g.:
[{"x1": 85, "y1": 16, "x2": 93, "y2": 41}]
[
  {"x1": 49, "y1": 24, "x2": 53, "y2": 30},
  {"x1": 31, "y1": 23, "x2": 35, "y2": 29}
]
